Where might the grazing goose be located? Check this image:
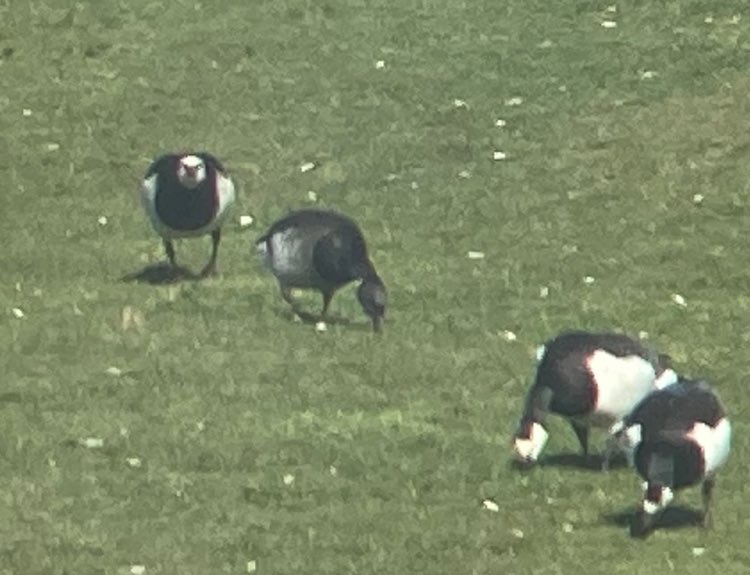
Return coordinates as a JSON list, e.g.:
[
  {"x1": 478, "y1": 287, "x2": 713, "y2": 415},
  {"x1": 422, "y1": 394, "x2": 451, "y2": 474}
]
[
  {"x1": 255, "y1": 208, "x2": 387, "y2": 331},
  {"x1": 610, "y1": 378, "x2": 731, "y2": 538},
  {"x1": 512, "y1": 330, "x2": 676, "y2": 467},
  {"x1": 140, "y1": 152, "x2": 236, "y2": 277}
]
